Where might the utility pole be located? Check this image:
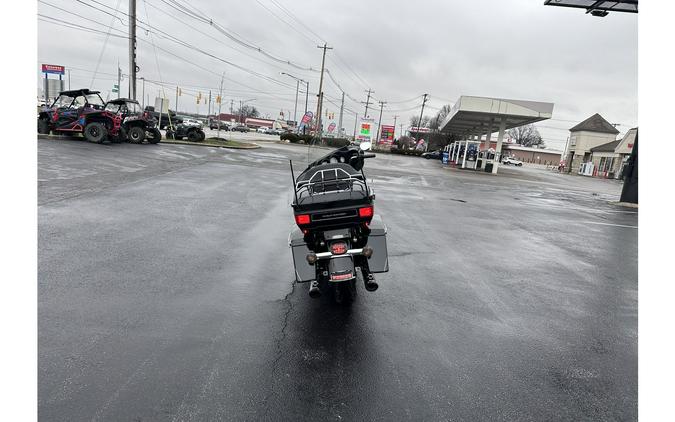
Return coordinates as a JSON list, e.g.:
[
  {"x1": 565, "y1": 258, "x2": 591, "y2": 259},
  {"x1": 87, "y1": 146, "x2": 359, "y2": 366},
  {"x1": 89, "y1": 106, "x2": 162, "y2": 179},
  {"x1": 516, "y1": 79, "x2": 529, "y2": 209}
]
[
  {"x1": 393, "y1": 115, "x2": 399, "y2": 138},
  {"x1": 128, "y1": 0, "x2": 137, "y2": 100},
  {"x1": 67, "y1": 69, "x2": 71, "y2": 90},
  {"x1": 117, "y1": 63, "x2": 121, "y2": 99},
  {"x1": 293, "y1": 80, "x2": 299, "y2": 124},
  {"x1": 315, "y1": 43, "x2": 332, "y2": 141},
  {"x1": 208, "y1": 90, "x2": 212, "y2": 116},
  {"x1": 217, "y1": 72, "x2": 225, "y2": 139},
  {"x1": 353, "y1": 112, "x2": 358, "y2": 139},
  {"x1": 363, "y1": 88, "x2": 374, "y2": 118},
  {"x1": 175, "y1": 86, "x2": 179, "y2": 114},
  {"x1": 337, "y1": 91, "x2": 345, "y2": 138},
  {"x1": 140, "y1": 77, "x2": 145, "y2": 108},
  {"x1": 375, "y1": 100, "x2": 386, "y2": 147},
  {"x1": 230, "y1": 99, "x2": 234, "y2": 114},
  {"x1": 416, "y1": 93, "x2": 429, "y2": 139}
]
